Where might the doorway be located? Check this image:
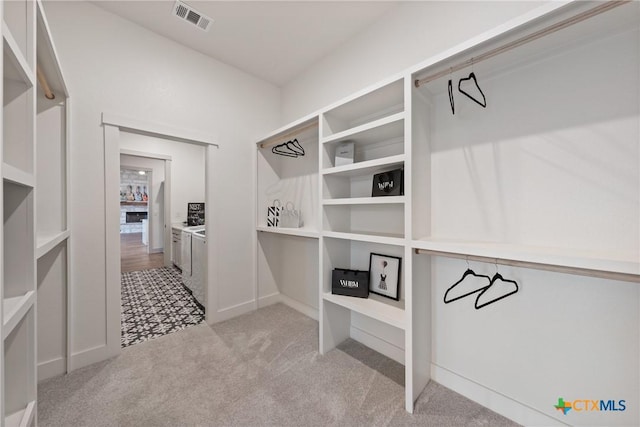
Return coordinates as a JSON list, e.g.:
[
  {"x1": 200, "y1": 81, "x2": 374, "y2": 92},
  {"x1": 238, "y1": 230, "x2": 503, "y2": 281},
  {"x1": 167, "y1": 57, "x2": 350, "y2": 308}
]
[
  {"x1": 103, "y1": 114, "x2": 219, "y2": 354},
  {"x1": 119, "y1": 158, "x2": 164, "y2": 272}
]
